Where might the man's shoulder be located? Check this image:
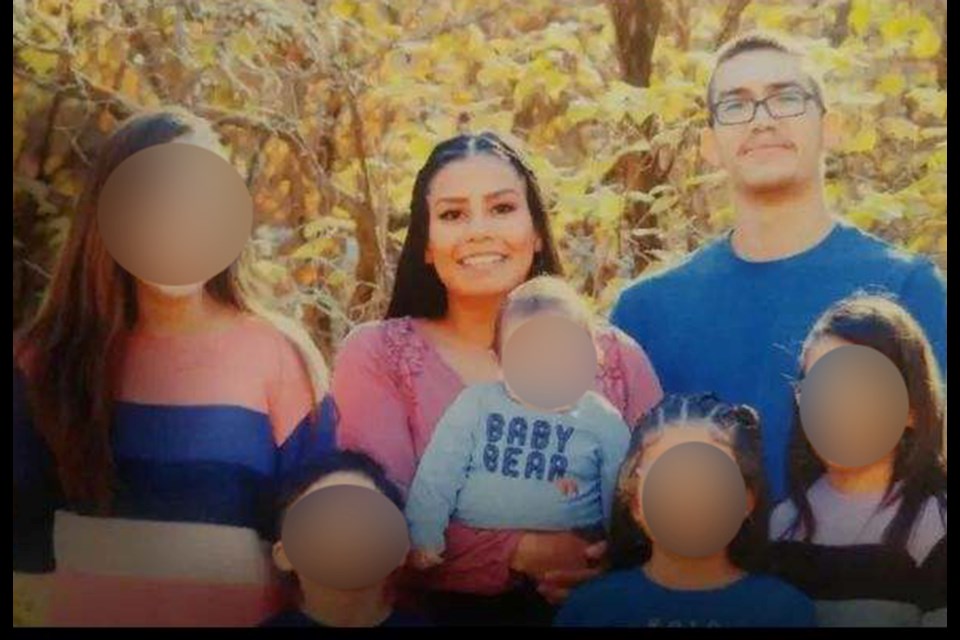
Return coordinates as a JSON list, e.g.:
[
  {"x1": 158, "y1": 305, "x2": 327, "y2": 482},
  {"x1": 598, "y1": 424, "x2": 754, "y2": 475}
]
[
  {"x1": 834, "y1": 222, "x2": 938, "y2": 274},
  {"x1": 617, "y1": 235, "x2": 730, "y2": 302}
]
